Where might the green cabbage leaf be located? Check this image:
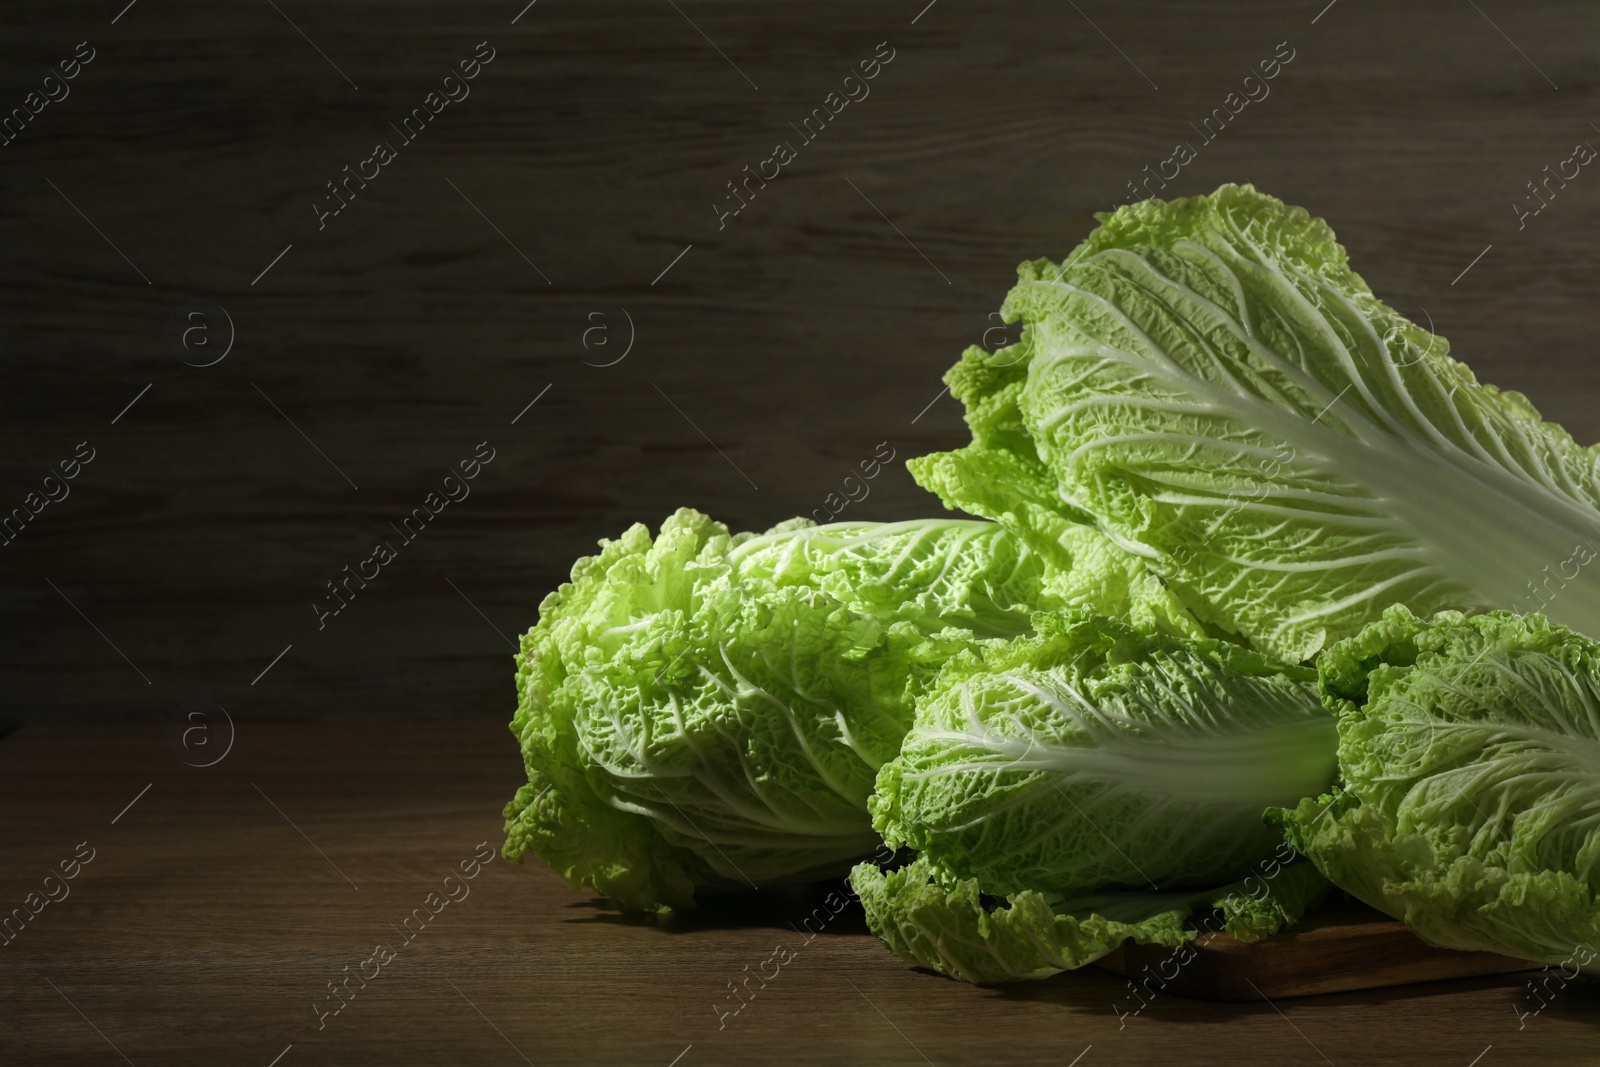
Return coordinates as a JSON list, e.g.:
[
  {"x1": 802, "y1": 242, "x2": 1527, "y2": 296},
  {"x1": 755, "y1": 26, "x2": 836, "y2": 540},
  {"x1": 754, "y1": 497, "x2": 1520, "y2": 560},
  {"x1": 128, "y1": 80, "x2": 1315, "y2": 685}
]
[
  {"x1": 1274, "y1": 605, "x2": 1600, "y2": 968},
  {"x1": 854, "y1": 610, "x2": 1336, "y2": 983},
  {"x1": 911, "y1": 183, "x2": 1600, "y2": 661},
  {"x1": 849, "y1": 855, "x2": 1329, "y2": 985},
  {"x1": 871, "y1": 612, "x2": 1337, "y2": 897},
  {"x1": 503, "y1": 509, "x2": 1189, "y2": 911}
]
